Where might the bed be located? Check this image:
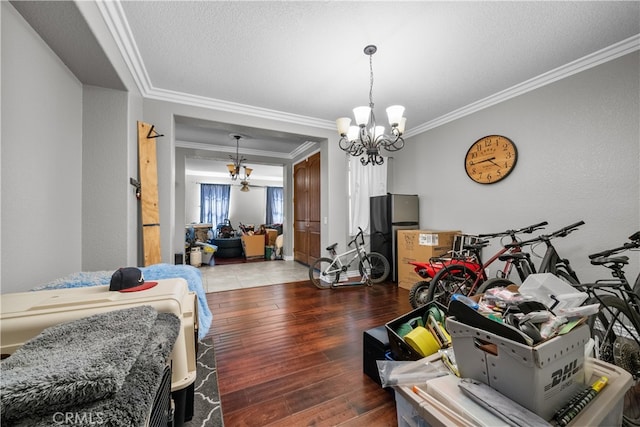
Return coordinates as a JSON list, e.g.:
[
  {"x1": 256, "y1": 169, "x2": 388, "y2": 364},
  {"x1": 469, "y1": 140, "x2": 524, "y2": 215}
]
[{"x1": 31, "y1": 263, "x2": 212, "y2": 340}]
